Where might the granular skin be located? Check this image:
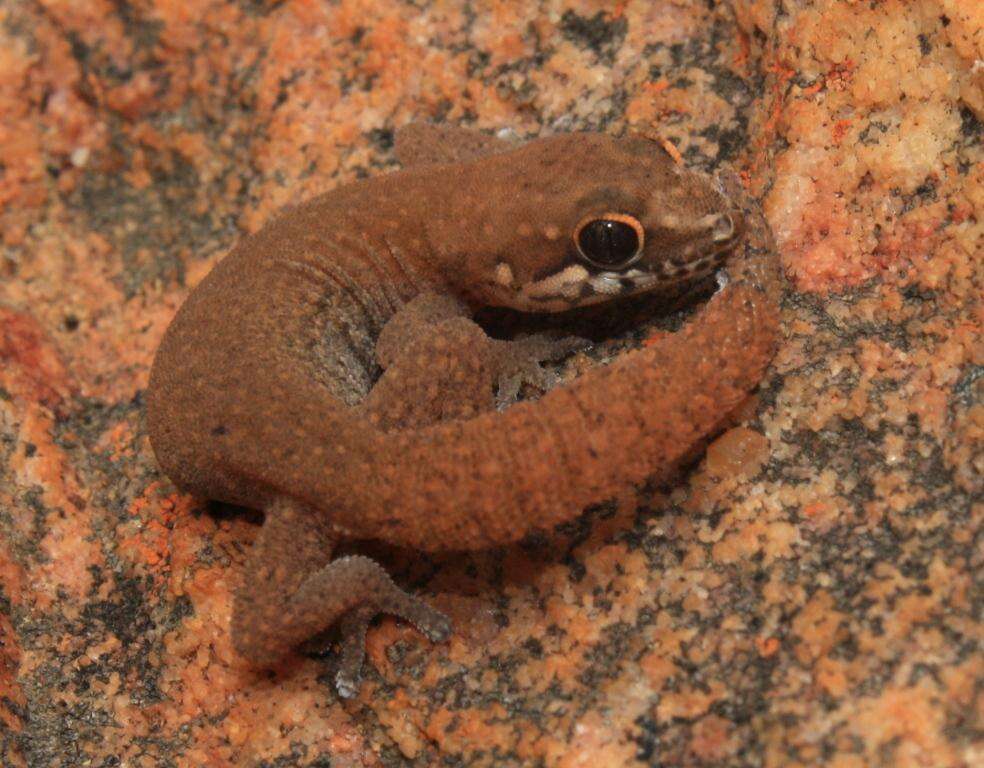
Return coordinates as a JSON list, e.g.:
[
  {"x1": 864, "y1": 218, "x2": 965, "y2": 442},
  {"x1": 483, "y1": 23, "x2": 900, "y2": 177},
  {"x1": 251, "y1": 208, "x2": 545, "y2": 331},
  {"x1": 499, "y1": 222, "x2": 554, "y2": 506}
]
[{"x1": 145, "y1": 126, "x2": 781, "y2": 696}]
